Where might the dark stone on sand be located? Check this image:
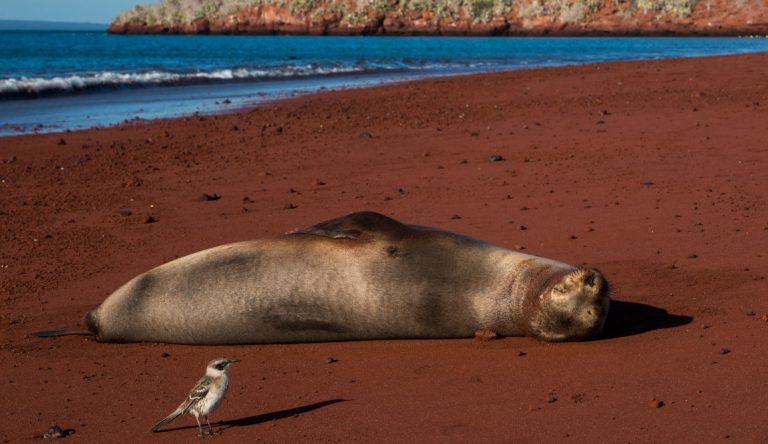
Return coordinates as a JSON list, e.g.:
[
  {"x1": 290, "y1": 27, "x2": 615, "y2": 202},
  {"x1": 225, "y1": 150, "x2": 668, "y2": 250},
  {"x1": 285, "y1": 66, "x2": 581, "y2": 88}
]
[
  {"x1": 649, "y1": 399, "x2": 665, "y2": 408},
  {"x1": 197, "y1": 193, "x2": 221, "y2": 201},
  {"x1": 42, "y1": 422, "x2": 70, "y2": 439}
]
